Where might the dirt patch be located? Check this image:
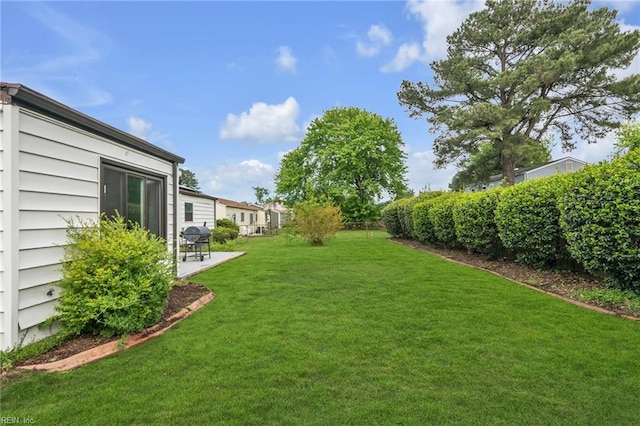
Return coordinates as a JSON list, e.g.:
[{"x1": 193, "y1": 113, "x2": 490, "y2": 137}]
[
  {"x1": 390, "y1": 238, "x2": 640, "y2": 320},
  {"x1": 15, "y1": 282, "x2": 212, "y2": 367}
]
